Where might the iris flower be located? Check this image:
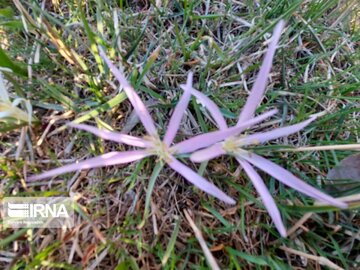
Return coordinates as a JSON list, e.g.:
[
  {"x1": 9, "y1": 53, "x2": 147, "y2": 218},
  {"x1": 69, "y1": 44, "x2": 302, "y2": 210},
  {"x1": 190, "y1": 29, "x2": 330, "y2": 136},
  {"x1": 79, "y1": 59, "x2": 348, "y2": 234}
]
[
  {"x1": 187, "y1": 20, "x2": 347, "y2": 236},
  {"x1": 28, "y1": 47, "x2": 275, "y2": 205}
]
